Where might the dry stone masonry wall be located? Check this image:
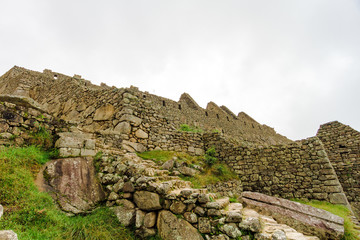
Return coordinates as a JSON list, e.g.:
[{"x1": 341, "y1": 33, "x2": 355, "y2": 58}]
[
  {"x1": 317, "y1": 121, "x2": 360, "y2": 217},
  {"x1": 204, "y1": 133, "x2": 349, "y2": 206}
]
